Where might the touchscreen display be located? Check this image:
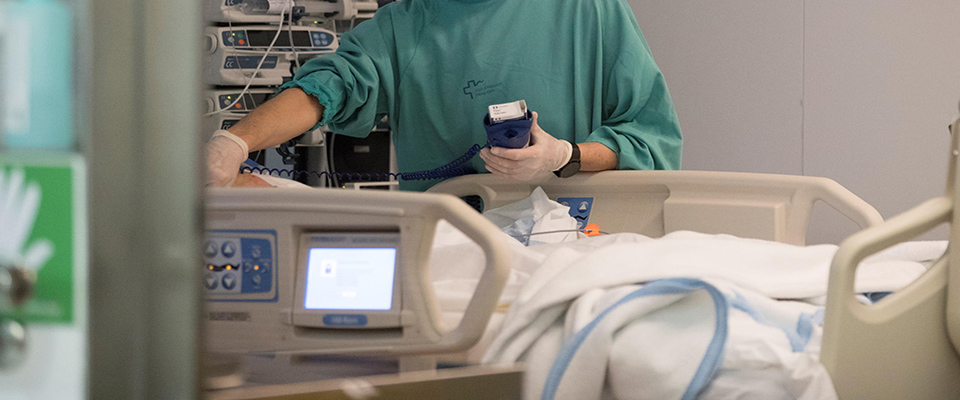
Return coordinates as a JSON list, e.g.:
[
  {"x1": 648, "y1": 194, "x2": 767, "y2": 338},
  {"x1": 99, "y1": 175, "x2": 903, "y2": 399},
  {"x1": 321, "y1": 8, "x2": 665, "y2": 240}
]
[
  {"x1": 304, "y1": 247, "x2": 397, "y2": 311},
  {"x1": 242, "y1": 92, "x2": 272, "y2": 109},
  {"x1": 246, "y1": 30, "x2": 312, "y2": 47}
]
